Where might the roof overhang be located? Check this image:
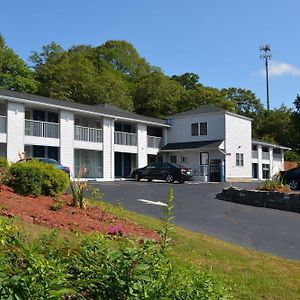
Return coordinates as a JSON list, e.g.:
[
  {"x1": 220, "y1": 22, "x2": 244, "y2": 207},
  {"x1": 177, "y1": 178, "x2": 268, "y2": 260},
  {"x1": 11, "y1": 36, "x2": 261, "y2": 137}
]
[
  {"x1": 0, "y1": 94, "x2": 170, "y2": 128},
  {"x1": 160, "y1": 140, "x2": 224, "y2": 152},
  {"x1": 252, "y1": 139, "x2": 291, "y2": 150}
]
